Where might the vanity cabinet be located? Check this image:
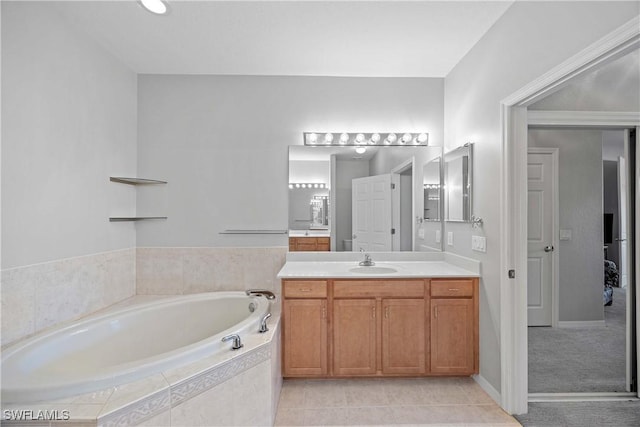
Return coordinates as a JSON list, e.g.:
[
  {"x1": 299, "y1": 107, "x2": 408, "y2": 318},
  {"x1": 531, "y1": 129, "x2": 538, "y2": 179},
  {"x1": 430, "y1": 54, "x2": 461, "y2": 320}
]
[
  {"x1": 282, "y1": 277, "x2": 478, "y2": 378},
  {"x1": 430, "y1": 279, "x2": 478, "y2": 375},
  {"x1": 282, "y1": 280, "x2": 328, "y2": 376},
  {"x1": 288, "y1": 237, "x2": 330, "y2": 252}
]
